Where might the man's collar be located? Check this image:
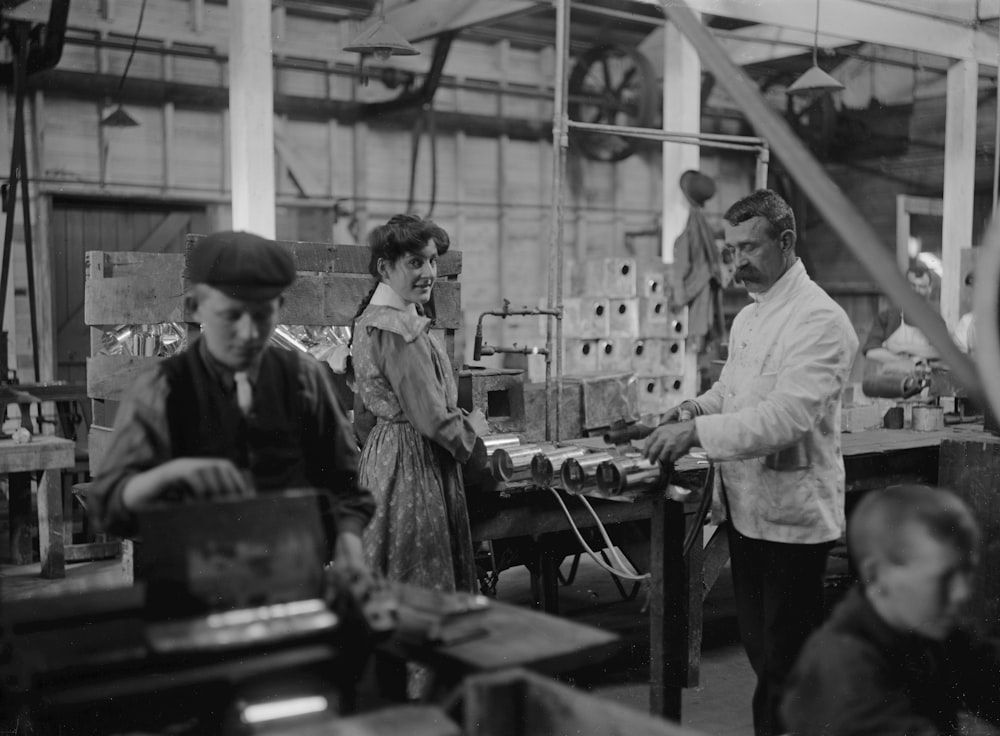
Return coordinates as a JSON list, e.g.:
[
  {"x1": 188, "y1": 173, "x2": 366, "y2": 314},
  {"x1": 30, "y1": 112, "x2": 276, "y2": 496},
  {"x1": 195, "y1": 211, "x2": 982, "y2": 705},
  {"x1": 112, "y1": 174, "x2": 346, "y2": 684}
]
[
  {"x1": 749, "y1": 258, "x2": 805, "y2": 304},
  {"x1": 197, "y1": 336, "x2": 263, "y2": 388},
  {"x1": 369, "y1": 282, "x2": 420, "y2": 316}
]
